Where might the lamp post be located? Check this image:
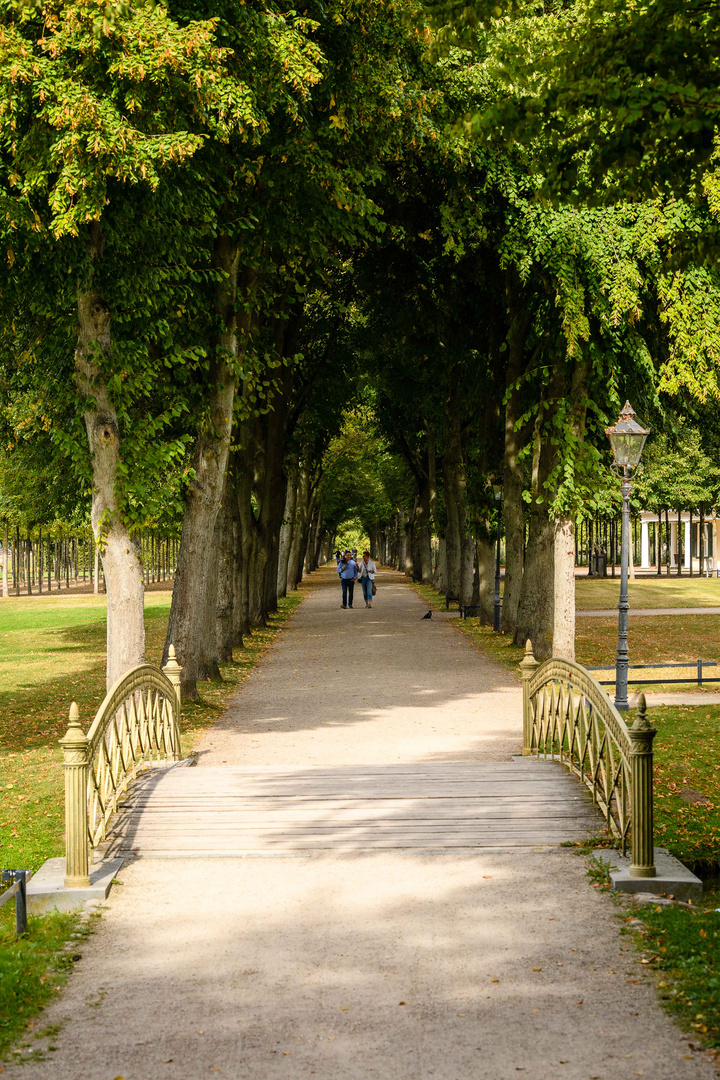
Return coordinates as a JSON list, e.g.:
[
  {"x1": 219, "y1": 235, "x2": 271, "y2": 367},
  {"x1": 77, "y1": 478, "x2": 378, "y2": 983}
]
[
  {"x1": 605, "y1": 402, "x2": 650, "y2": 711},
  {"x1": 492, "y1": 477, "x2": 503, "y2": 632}
]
